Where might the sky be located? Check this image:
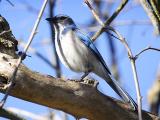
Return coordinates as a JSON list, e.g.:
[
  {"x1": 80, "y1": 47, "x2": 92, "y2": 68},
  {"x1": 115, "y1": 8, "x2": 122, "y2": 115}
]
[{"x1": 0, "y1": 0, "x2": 160, "y2": 119}]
